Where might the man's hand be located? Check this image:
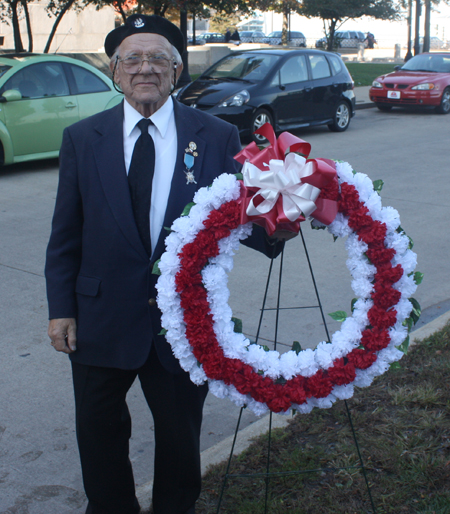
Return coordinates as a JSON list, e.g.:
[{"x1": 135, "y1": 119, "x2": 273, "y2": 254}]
[
  {"x1": 48, "y1": 318, "x2": 77, "y2": 354},
  {"x1": 270, "y1": 230, "x2": 299, "y2": 242}
]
